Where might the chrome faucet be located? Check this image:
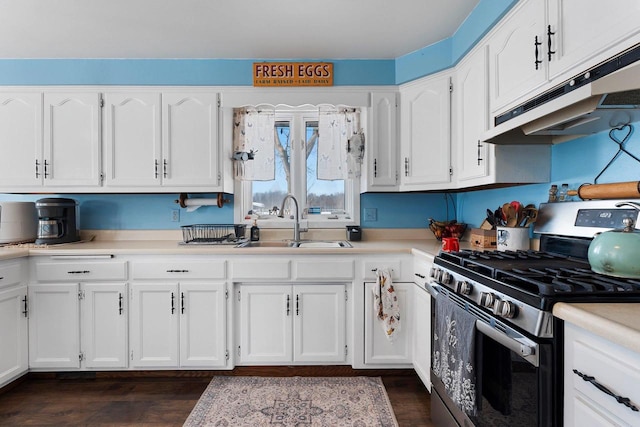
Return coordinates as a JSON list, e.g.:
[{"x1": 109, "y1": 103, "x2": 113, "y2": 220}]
[{"x1": 279, "y1": 194, "x2": 303, "y2": 242}]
